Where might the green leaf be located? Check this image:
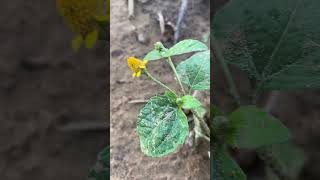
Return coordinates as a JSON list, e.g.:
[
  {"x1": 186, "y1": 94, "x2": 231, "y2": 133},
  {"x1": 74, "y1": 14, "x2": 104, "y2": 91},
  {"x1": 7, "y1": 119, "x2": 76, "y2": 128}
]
[
  {"x1": 85, "y1": 29, "x2": 99, "y2": 48},
  {"x1": 176, "y1": 50, "x2": 210, "y2": 90},
  {"x1": 212, "y1": 144, "x2": 247, "y2": 180},
  {"x1": 71, "y1": 35, "x2": 83, "y2": 51},
  {"x1": 180, "y1": 95, "x2": 202, "y2": 109},
  {"x1": 266, "y1": 142, "x2": 305, "y2": 180},
  {"x1": 228, "y1": 106, "x2": 290, "y2": 149},
  {"x1": 143, "y1": 49, "x2": 163, "y2": 61},
  {"x1": 213, "y1": 0, "x2": 320, "y2": 90},
  {"x1": 137, "y1": 95, "x2": 189, "y2": 157},
  {"x1": 167, "y1": 39, "x2": 208, "y2": 57},
  {"x1": 88, "y1": 146, "x2": 109, "y2": 180}
]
